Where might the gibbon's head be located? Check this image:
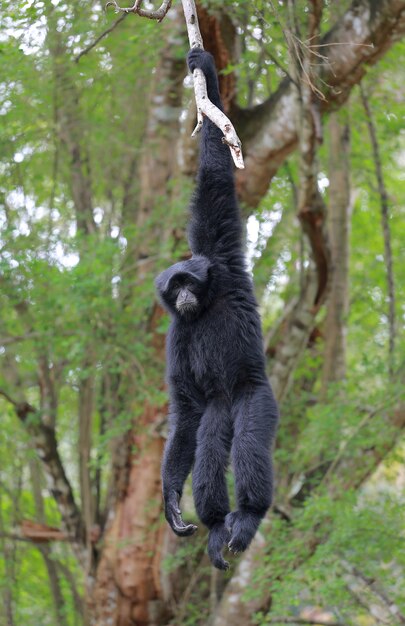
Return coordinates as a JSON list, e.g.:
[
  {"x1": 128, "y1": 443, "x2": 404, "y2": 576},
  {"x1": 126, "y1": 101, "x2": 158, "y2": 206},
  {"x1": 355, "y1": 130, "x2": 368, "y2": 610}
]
[{"x1": 155, "y1": 256, "x2": 214, "y2": 320}]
